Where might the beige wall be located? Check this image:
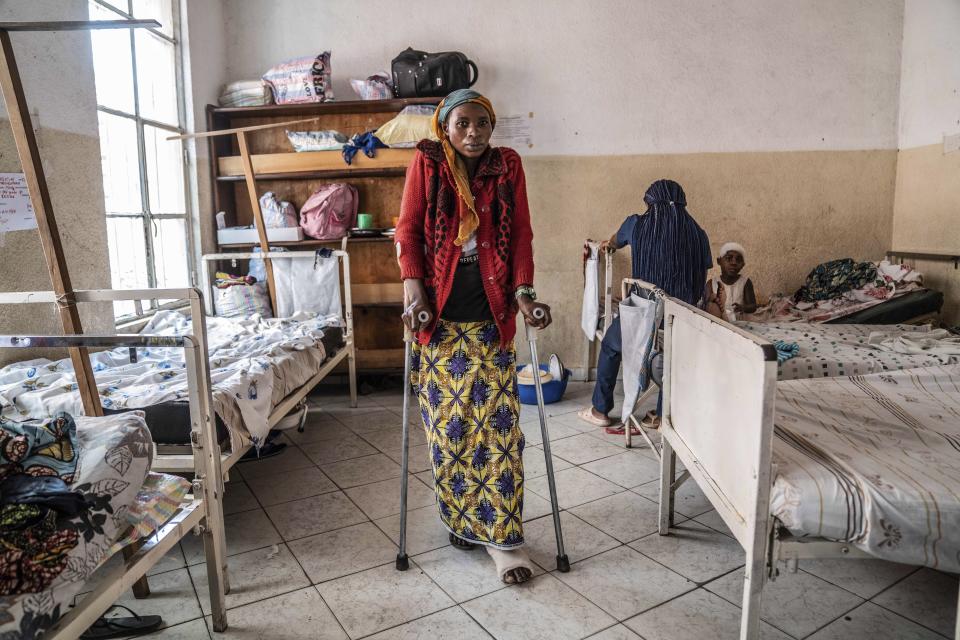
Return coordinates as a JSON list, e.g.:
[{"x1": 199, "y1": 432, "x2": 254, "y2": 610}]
[
  {"x1": 0, "y1": 0, "x2": 113, "y2": 366},
  {"x1": 892, "y1": 0, "x2": 960, "y2": 327},
  {"x1": 516, "y1": 149, "x2": 898, "y2": 364}
]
